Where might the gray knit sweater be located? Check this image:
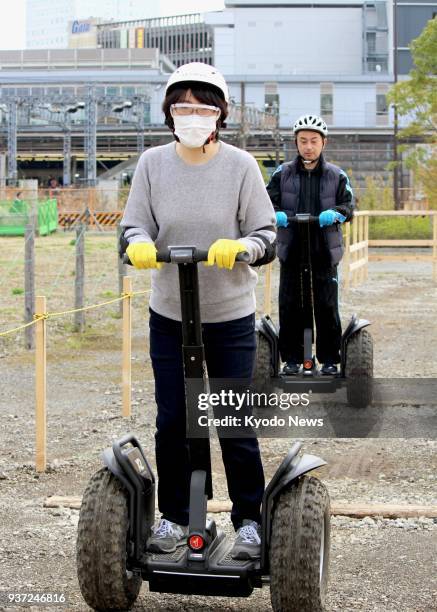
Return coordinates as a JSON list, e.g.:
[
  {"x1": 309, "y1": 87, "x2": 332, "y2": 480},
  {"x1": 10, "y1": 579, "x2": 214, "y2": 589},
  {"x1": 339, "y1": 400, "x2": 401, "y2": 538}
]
[{"x1": 120, "y1": 141, "x2": 276, "y2": 322}]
